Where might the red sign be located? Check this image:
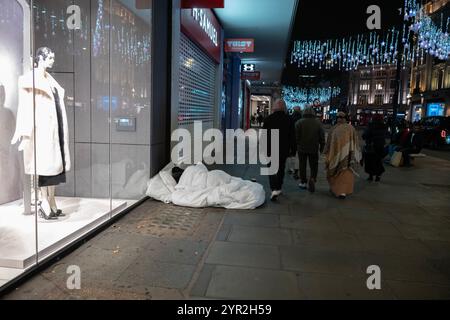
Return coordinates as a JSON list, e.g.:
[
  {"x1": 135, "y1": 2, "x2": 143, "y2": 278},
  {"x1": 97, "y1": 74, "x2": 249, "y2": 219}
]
[
  {"x1": 241, "y1": 71, "x2": 261, "y2": 81},
  {"x1": 181, "y1": 0, "x2": 224, "y2": 8},
  {"x1": 225, "y1": 39, "x2": 254, "y2": 53},
  {"x1": 181, "y1": 8, "x2": 222, "y2": 64},
  {"x1": 135, "y1": 0, "x2": 151, "y2": 9}
]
